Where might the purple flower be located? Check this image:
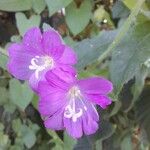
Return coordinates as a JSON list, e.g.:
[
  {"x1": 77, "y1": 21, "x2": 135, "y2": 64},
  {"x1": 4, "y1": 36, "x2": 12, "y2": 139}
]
[
  {"x1": 38, "y1": 71, "x2": 113, "y2": 138},
  {"x1": 7, "y1": 27, "x2": 77, "y2": 91}
]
